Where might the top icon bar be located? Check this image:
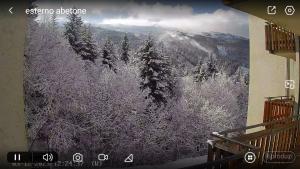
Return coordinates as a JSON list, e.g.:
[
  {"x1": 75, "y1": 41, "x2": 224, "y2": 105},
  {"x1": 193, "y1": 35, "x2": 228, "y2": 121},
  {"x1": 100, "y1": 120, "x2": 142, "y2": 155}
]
[{"x1": 267, "y1": 5, "x2": 295, "y2": 16}]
